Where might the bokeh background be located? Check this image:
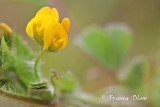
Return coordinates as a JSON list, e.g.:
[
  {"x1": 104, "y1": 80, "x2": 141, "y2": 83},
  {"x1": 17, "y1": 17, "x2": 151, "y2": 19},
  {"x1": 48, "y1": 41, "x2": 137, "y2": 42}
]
[{"x1": 0, "y1": 0, "x2": 160, "y2": 96}]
